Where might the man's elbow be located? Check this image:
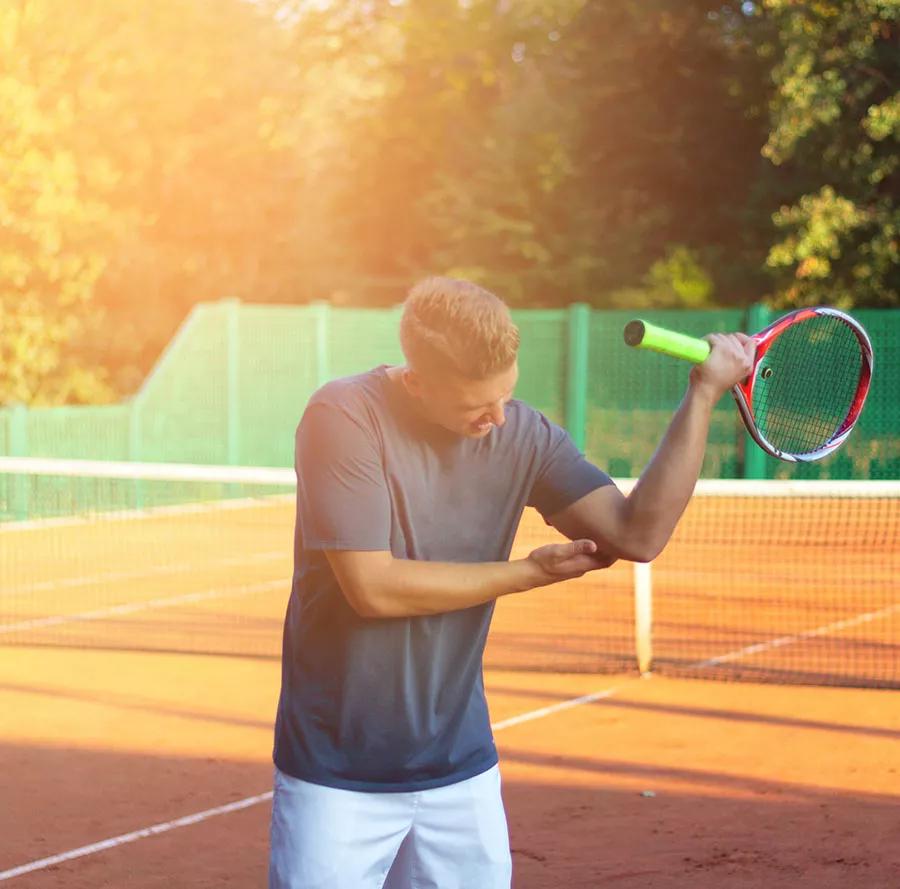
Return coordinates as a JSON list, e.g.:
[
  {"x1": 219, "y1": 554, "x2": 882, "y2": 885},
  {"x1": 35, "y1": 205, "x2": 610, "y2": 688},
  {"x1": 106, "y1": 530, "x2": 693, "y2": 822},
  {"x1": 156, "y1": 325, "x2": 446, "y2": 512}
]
[
  {"x1": 630, "y1": 540, "x2": 667, "y2": 563},
  {"x1": 327, "y1": 551, "x2": 396, "y2": 618},
  {"x1": 613, "y1": 537, "x2": 665, "y2": 563},
  {"x1": 346, "y1": 584, "x2": 419, "y2": 619},
  {"x1": 579, "y1": 534, "x2": 655, "y2": 565},
  {"x1": 341, "y1": 587, "x2": 391, "y2": 619},
  {"x1": 612, "y1": 511, "x2": 669, "y2": 563},
  {"x1": 591, "y1": 551, "x2": 620, "y2": 570},
  {"x1": 335, "y1": 578, "x2": 389, "y2": 619},
  {"x1": 349, "y1": 595, "x2": 385, "y2": 619}
]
